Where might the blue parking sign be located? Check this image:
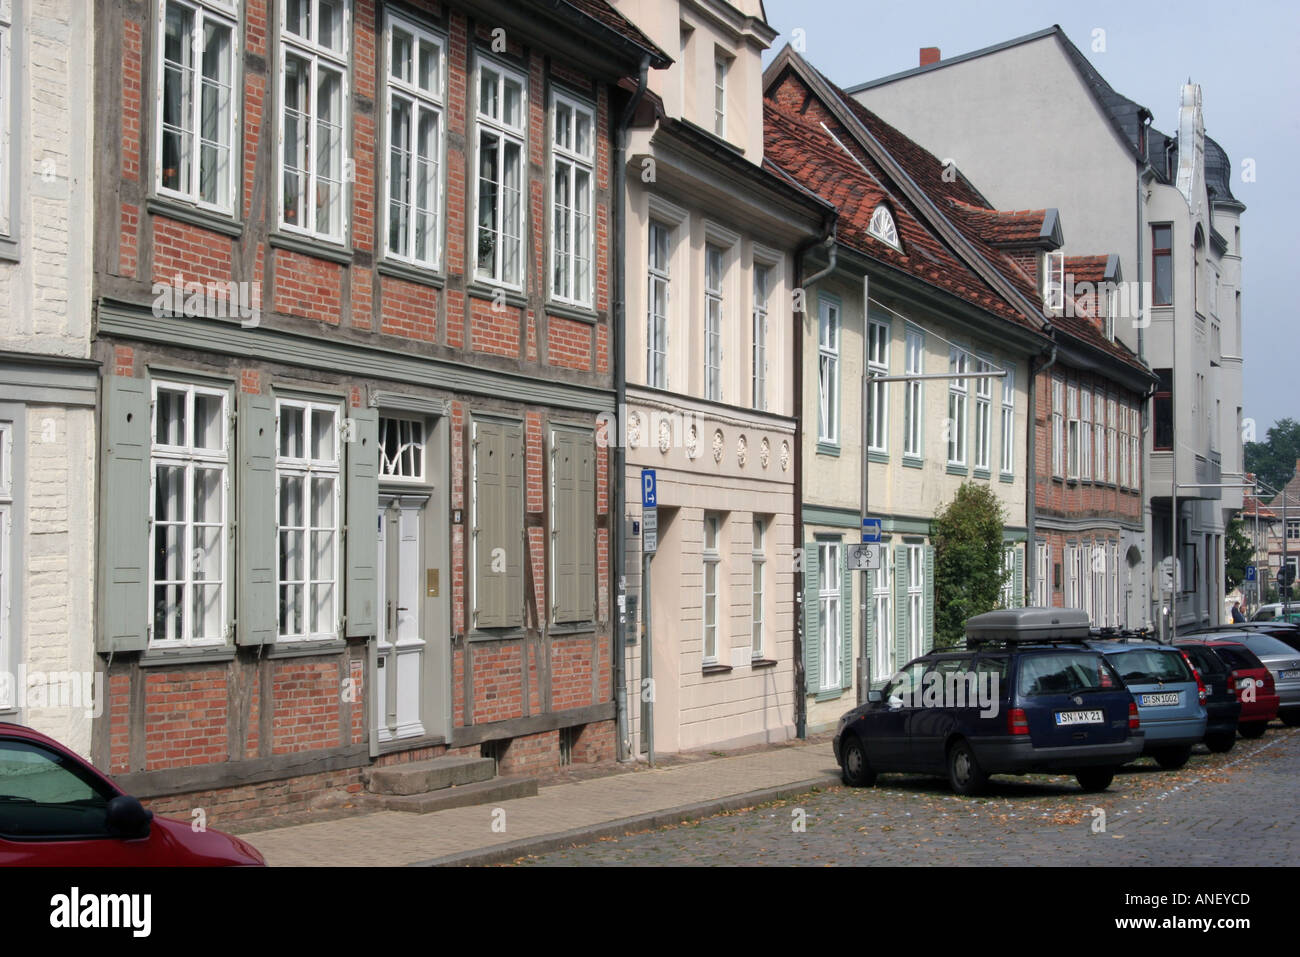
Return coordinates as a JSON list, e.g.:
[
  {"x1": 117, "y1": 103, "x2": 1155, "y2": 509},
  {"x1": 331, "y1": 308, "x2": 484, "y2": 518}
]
[
  {"x1": 641, "y1": 469, "x2": 657, "y2": 508},
  {"x1": 1245, "y1": 565, "x2": 1257, "y2": 583}
]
